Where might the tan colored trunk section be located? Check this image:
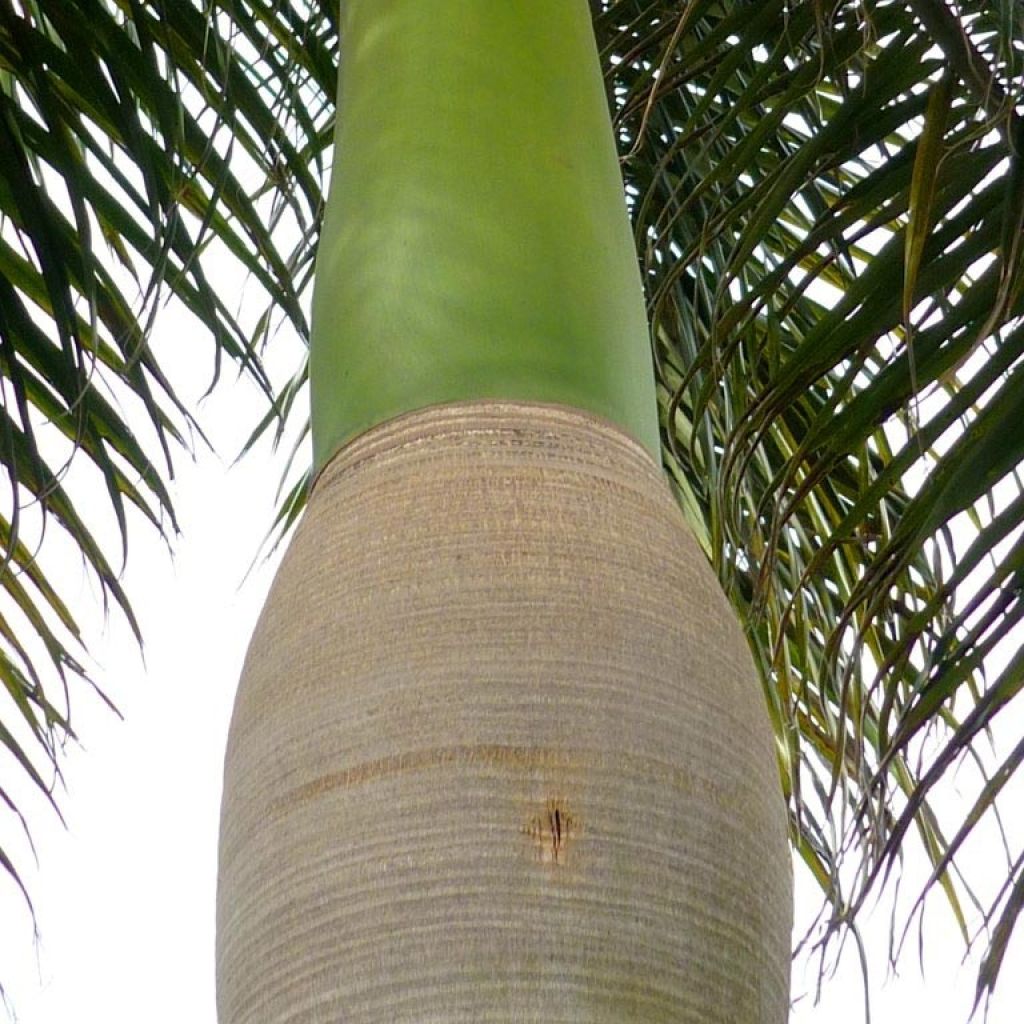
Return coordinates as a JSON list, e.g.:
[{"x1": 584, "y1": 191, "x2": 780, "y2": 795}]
[{"x1": 217, "y1": 402, "x2": 791, "y2": 1023}]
